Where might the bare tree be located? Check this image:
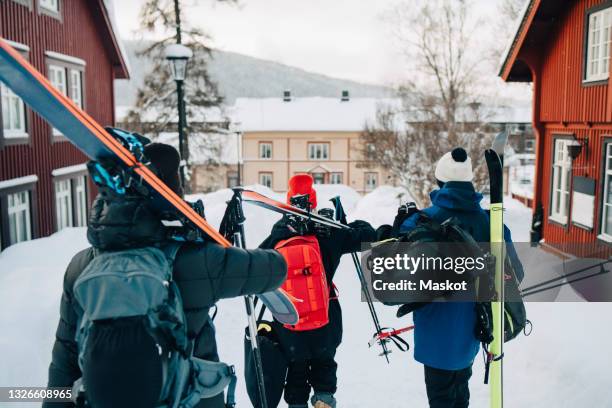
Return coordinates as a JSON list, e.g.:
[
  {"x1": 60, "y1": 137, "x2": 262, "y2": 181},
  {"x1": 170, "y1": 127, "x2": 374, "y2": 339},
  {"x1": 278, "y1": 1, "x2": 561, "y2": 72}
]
[
  {"x1": 124, "y1": 0, "x2": 234, "y2": 191},
  {"x1": 359, "y1": 0, "x2": 492, "y2": 207},
  {"x1": 491, "y1": 0, "x2": 528, "y2": 62}
]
